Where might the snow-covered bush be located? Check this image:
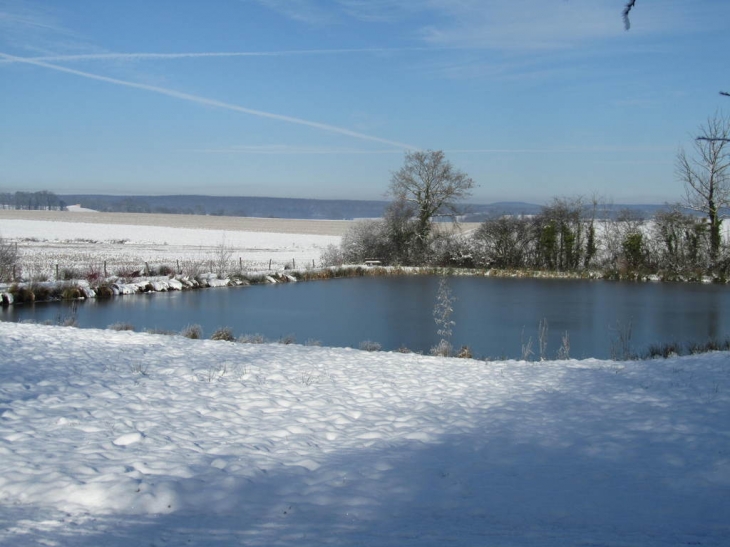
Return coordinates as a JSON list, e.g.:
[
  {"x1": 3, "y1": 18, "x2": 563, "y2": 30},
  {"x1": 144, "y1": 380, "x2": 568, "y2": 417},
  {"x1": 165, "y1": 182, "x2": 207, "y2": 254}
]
[
  {"x1": 320, "y1": 244, "x2": 345, "y2": 267},
  {"x1": 359, "y1": 340, "x2": 382, "y2": 352},
  {"x1": 211, "y1": 327, "x2": 235, "y2": 341},
  {"x1": 181, "y1": 324, "x2": 203, "y2": 339},
  {"x1": 456, "y1": 345, "x2": 473, "y2": 359},
  {"x1": 278, "y1": 334, "x2": 296, "y2": 345}
]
